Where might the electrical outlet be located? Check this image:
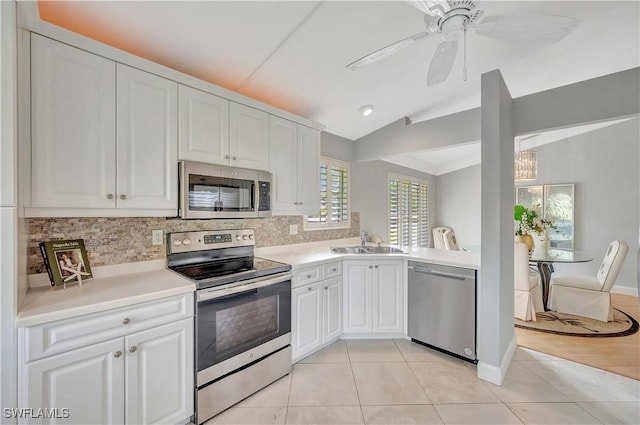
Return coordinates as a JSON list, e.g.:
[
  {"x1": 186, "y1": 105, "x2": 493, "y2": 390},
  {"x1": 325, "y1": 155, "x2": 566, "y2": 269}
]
[
  {"x1": 289, "y1": 224, "x2": 298, "y2": 235},
  {"x1": 152, "y1": 229, "x2": 164, "y2": 245}
]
